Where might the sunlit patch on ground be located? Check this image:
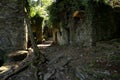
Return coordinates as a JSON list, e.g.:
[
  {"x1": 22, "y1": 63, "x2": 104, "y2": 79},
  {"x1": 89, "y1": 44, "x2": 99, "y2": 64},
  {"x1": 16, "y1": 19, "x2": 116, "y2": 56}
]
[
  {"x1": 8, "y1": 50, "x2": 28, "y2": 56},
  {"x1": 37, "y1": 44, "x2": 51, "y2": 48},
  {"x1": 0, "y1": 66, "x2": 11, "y2": 74},
  {"x1": 37, "y1": 40, "x2": 53, "y2": 49}
]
